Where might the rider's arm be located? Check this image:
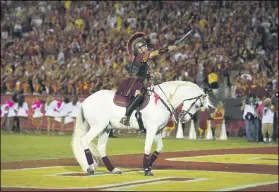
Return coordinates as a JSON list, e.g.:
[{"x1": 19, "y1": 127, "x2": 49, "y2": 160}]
[{"x1": 149, "y1": 45, "x2": 179, "y2": 59}]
